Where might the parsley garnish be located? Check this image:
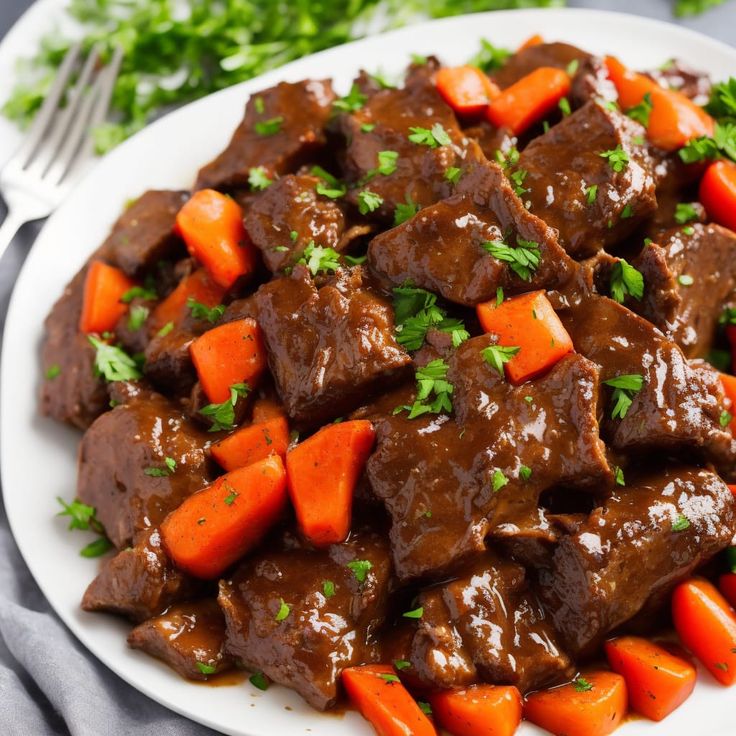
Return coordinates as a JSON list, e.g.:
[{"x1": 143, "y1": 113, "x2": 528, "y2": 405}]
[
  {"x1": 144, "y1": 456, "x2": 176, "y2": 477},
  {"x1": 402, "y1": 606, "x2": 424, "y2": 619},
  {"x1": 347, "y1": 559, "x2": 372, "y2": 583},
  {"x1": 672, "y1": 514, "x2": 691, "y2": 532},
  {"x1": 679, "y1": 122, "x2": 736, "y2": 164},
  {"x1": 678, "y1": 274, "x2": 694, "y2": 286},
  {"x1": 57, "y1": 497, "x2": 112, "y2": 557},
  {"x1": 600, "y1": 145, "x2": 630, "y2": 172},
  {"x1": 510, "y1": 168, "x2": 528, "y2": 196},
  {"x1": 492, "y1": 469, "x2": 508, "y2": 492},
  {"x1": 88, "y1": 336, "x2": 142, "y2": 382},
  {"x1": 720, "y1": 410, "x2": 733, "y2": 427},
  {"x1": 157, "y1": 321, "x2": 174, "y2": 337},
  {"x1": 297, "y1": 241, "x2": 341, "y2": 276},
  {"x1": 394, "y1": 197, "x2": 419, "y2": 226},
  {"x1": 344, "y1": 254, "x2": 367, "y2": 266},
  {"x1": 573, "y1": 677, "x2": 594, "y2": 692},
  {"x1": 380, "y1": 674, "x2": 400, "y2": 683},
  {"x1": 323, "y1": 580, "x2": 336, "y2": 598},
  {"x1": 480, "y1": 344, "x2": 520, "y2": 377},
  {"x1": 200, "y1": 382, "x2": 250, "y2": 431},
  {"x1": 626, "y1": 92, "x2": 653, "y2": 127},
  {"x1": 121, "y1": 284, "x2": 157, "y2": 303},
  {"x1": 187, "y1": 298, "x2": 225, "y2": 323},
  {"x1": 128, "y1": 304, "x2": 149, "y2": 331},
  {"x1": 361, "y1": 122, "x2": 376, "y2": 133},
  {"x1": 248, "y1": 166, "x2": 272, "y2": 191},
  {"x1": 396, "y1": 359, "x2": 453, "y2": 419},
  {"x1": 393, "y1": 284, "x2": 467, "y2": 351},
  {"x1": 705, "y1": 76, "x2": 736, "y2": 119},
  {"x1": 519, "y1": 465, "x2": 532, "y2": 481},
  {"x1": 254, "y1": 116, "x2": 283, "y2": 136},
  {"x1": 333, "y1": 84, "x2": 367, "y2": 113},
  {"x1": 249, "y1": 672, "x2": 269, "y2": 691},
  {"x1": 357, "y1": 189, "x2": 383, "y2": 214},
  {"x1": 469, "y1": 38, "x2": 510, "y2": 72},
  {"x1": 444, "y1": 166, "x2": 461, "y2": 184},
  {"x1": 196, "y1": 662, "x2": 216, "y2": 675},
  {"x1": 621, "y1": 203, "x2": 634, "y2": 219},
  {"x1": 584, "y1": 183, "x2": 598, "y2": 205},
  {"x1": 418, "y1": 701, "x2": 432, "y2": 715},
  {"x1": 558, "y1": 97, "x2": 571, "y2": 117},
  {"x1": 376, "y1": 150, "x2": 398, "y2": 176},
  {"x1": 80, "y1": 537, "x2": 114, "y2": 558},
  {"x1": 610, "y1": 258, "x2": 644, "y2": 303},
  {"x1": 603, "y1": 374, "x2": 644, "y2": 419},
  {"x1": 566, "y1": 59, "x2": 580, "y2": 76},
  {"x1": 675, "y1": 202, "x2": 699, "y2": 224},
  {"x1": 482, "y1": 238, "x2": 540, "y2": 281},
  {"x1": 311, "y1": 165, "x2": 347, "y2": 199},
  {"x1": 275, "y1": 598, "x2": 290, "y2": 621},
  {"x1": 408, "y1": 123, "x2": 451, "y2": 148},
  {"x1": 254, "y1": 96, "x2": 265, "y2": 114},
  {"x1": 394, "y1": 659, "x2": 411, "y2": 670},
  {"x1": 45, "y1": 364, "x2": 61, "y2": 380},
  {"x1": 494, "y1": 146, "x2": 520, "y2": 170},
  {"x1": 614, "y1": 466, "x2": 625, "y2": 486}
]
